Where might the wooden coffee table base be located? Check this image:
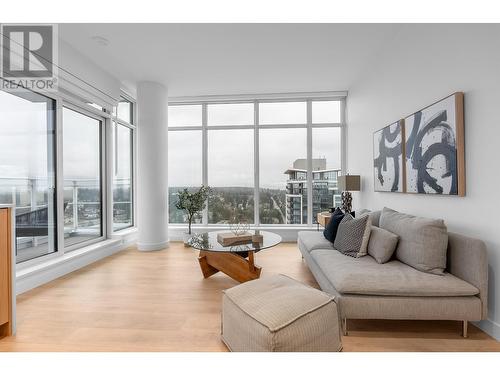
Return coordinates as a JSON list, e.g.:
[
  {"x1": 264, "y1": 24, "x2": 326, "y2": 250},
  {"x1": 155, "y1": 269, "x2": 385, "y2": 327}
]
[{"x1": 198, "y1": 250, "x2": 262, "y2": 283}]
